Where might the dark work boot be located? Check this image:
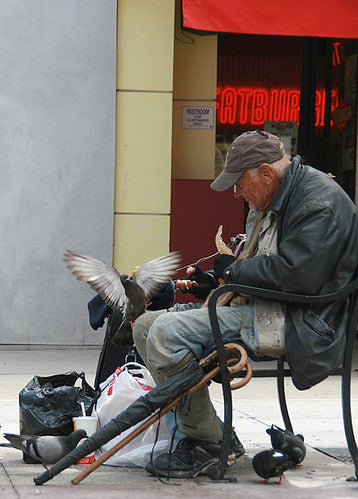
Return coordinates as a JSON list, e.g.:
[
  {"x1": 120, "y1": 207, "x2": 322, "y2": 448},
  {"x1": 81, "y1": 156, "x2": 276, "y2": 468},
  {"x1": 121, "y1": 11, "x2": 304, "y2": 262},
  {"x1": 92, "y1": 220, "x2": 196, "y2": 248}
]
[{"x1": 146, "y1": 429, "x2": 245, "y2": 478}]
